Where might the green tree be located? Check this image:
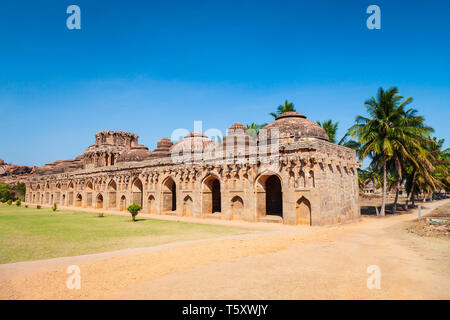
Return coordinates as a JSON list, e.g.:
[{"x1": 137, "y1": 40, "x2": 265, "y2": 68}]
[
  {"x1": 269, "y1": 100, "x2": 296, "y2": 118},
  {"x1": 349, "y1": 87, "x2": 433, "y2": 216},
  {"x1": 317, "y1": 120, "x2": 338, "y2": 144},
  {"x1": 127, "y1": 202, "x2": 142, "y2": 221}
]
